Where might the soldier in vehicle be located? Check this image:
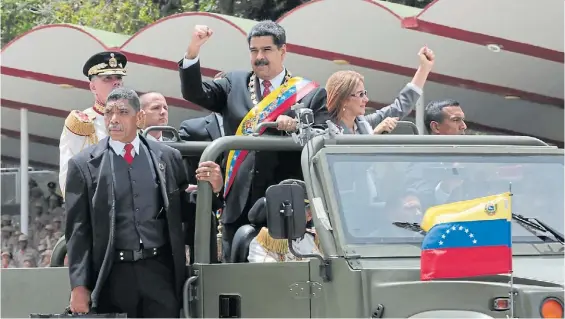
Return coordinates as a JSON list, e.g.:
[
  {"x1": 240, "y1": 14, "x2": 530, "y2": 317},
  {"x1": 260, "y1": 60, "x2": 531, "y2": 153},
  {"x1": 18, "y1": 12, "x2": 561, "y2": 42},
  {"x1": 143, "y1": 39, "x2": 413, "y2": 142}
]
[
  {"x1": 401, "y1": 100, "x2": 468, "y2": 212},
  {"x1": 58, "y1": 51, "x2": 127, "y2": 196},
  {"x1": 13, "y1": 235, "x2": 38, "y2": 267},
  {"x1": 139, "y1": 92, "x2": 171, "y2": 142},
  {"x1": 248, "y1": 181, "x2": 320, "y2": 262},
  {"x1": 179, "y1": 20, "x2": 330, "y2": 261},
  {"x1": 424, "y1": 99, "x2": 467, "y2": 135},
  {"x1": 324, "y1": 47, "x2": 434, "y2": 135},
  {"x1": 248, "y1": 201, "x2": 319, "y2": 262},
  {"x1": 65, "y1": 87, "x2": 223, "y2": 317}
]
